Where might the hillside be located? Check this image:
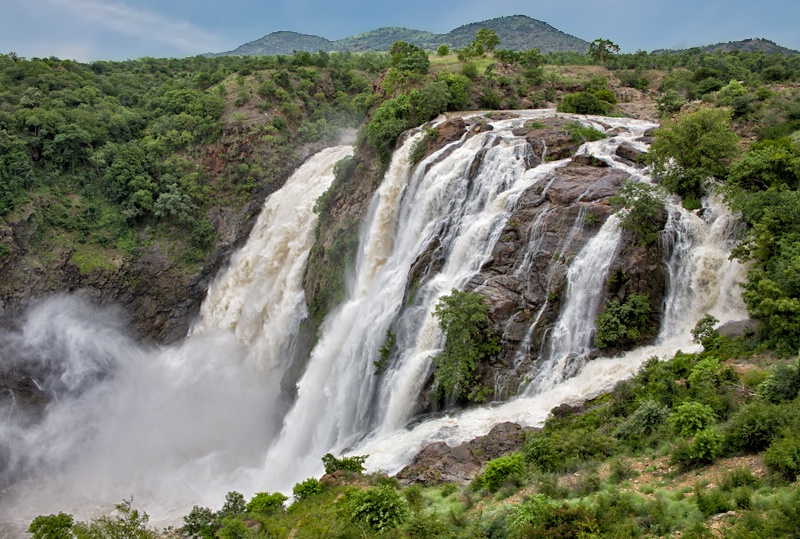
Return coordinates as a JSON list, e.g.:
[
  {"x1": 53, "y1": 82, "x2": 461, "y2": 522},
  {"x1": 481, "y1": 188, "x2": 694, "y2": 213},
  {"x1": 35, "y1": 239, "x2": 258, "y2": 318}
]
[
  {"x1": 217, "y1": 30, "x2": 335, "y2": 57},
  {"x1": 655, "y1": 37, "x2": 799, "y2": 56},
  {"x1": 211, "y1": 15, "x2": 590, "y2": 56}
]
